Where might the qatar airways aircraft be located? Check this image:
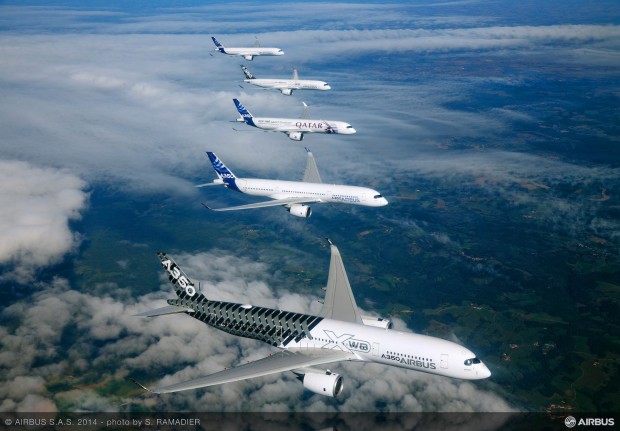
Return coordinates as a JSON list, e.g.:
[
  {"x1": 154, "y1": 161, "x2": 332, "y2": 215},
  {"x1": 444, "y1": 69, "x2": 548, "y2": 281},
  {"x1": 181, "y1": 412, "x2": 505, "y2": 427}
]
[
  {"x1": 212, "y1": 36, "x2": 284, "y2": 61},
  {"x1": 240, "y1": 65, "x2": 331, "y2": 95},
  {"x1": 233, "y1": 98, "x2": 356, "y2": 141},
  {"x1": 197, "y1": 149, "x2": 387, "y2": 217},
  {"x1": 132, "y1": 240, "x2": 491, "y2": 397}
]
